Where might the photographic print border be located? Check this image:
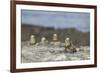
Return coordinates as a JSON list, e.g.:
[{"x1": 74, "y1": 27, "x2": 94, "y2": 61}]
[{"x1": 10, "y1": 0, "x2": 97, "y2": 72}]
